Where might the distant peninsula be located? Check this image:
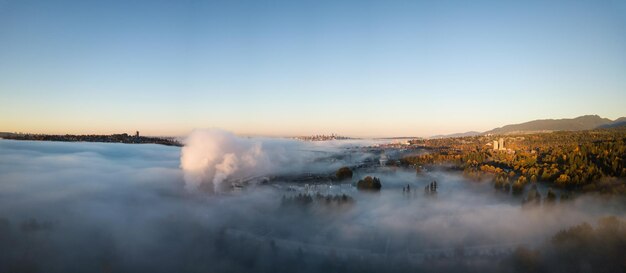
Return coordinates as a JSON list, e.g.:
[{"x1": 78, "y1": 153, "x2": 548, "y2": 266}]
[{"x1": 0, "y1": 132, "x2": 182, "y2": 147}]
